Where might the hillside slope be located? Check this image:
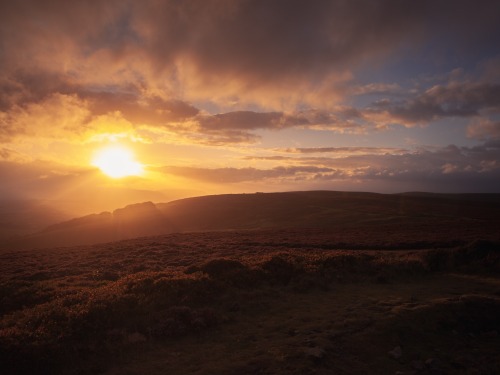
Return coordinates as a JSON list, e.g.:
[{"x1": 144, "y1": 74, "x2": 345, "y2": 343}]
[
  {"x1": 4, "y1": 191, "x2": 500, "y2": 250},
  {"x1": 4, "y1": 202, "x2": 174, "y2": 249},
  {"x1": 157, "y1": 191, "x2": 500, "y2": 230},
  {"x1": 0, "y1": 200, "x2": 70, "y2": 240}
]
